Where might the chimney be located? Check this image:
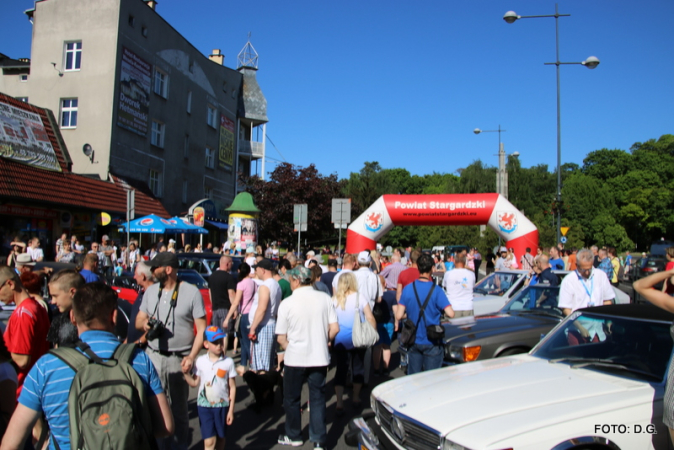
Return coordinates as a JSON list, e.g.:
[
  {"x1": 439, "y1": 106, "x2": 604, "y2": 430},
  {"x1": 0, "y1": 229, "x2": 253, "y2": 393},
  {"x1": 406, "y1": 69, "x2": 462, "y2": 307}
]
[
  {"x1": 209, "y1": 49, "x2": 224, "y2": 65},
  {"x1": 145, "y1": 0, "x2": 157, "y2": 10}
]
